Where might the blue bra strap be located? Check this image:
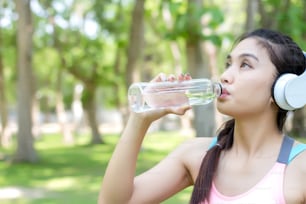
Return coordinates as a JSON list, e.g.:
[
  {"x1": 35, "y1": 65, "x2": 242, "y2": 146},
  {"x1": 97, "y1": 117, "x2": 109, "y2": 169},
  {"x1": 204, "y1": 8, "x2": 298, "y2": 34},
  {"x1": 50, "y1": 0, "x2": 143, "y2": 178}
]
[
  {"x1": 289, "y1": 143, "x2": 306, "y2": 163},
  {"x1": 208, "y1": 137, "x2": 218, "y2": 149},
  {"x1": 277, "y1": 136, "x2": 294, "y2": 164},
  {"x1": 207, "y1": 135, "x2": 306, "y2": 164}
]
